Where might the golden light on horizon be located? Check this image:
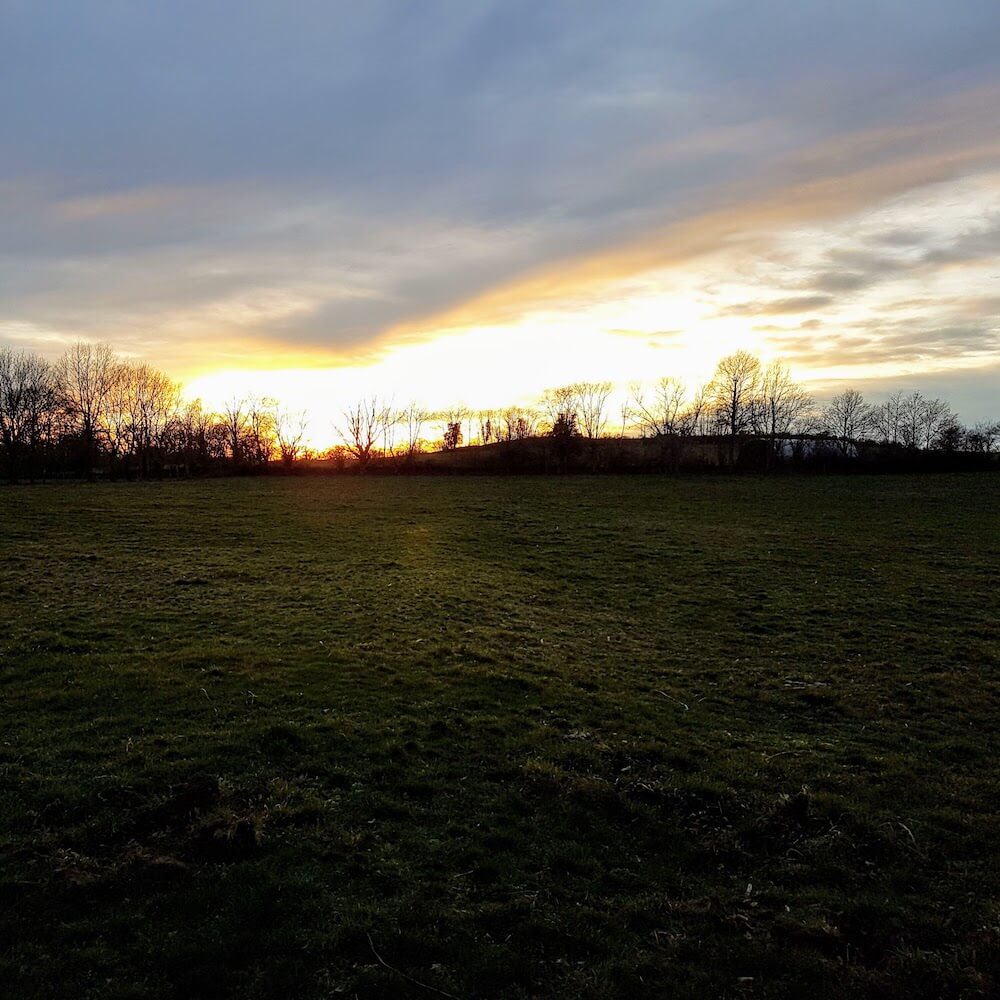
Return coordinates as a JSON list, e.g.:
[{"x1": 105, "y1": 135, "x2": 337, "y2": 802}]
[
  {"x1": 173, "y1": 165, "x2": 1000, "y2": 447},
  {"x1": 181, "y1": 283, "x2": 768, "y2": 449}
]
